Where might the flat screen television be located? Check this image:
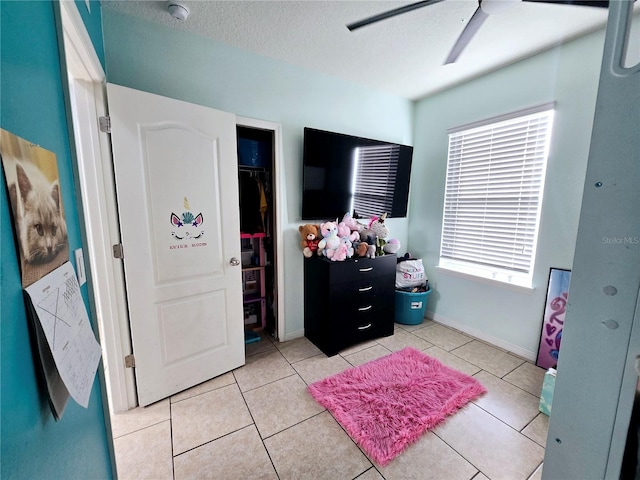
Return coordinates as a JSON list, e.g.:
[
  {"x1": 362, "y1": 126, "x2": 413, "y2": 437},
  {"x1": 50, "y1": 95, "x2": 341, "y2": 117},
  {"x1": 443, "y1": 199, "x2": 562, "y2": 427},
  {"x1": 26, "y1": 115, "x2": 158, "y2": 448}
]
[{"x1": 302, "y1": 127, "x2": 413, "y2": 220}]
